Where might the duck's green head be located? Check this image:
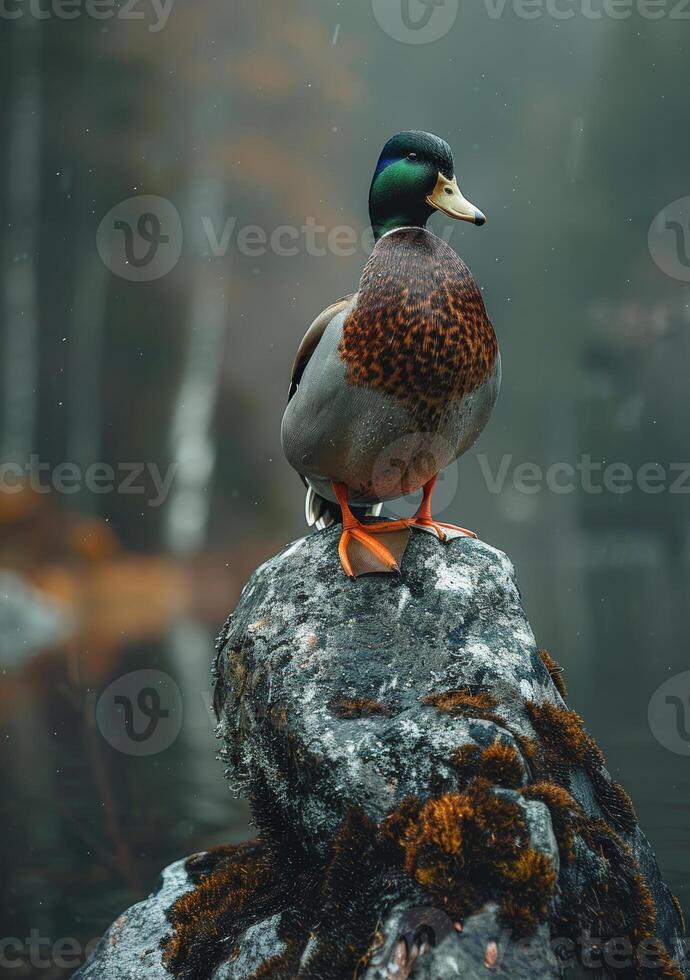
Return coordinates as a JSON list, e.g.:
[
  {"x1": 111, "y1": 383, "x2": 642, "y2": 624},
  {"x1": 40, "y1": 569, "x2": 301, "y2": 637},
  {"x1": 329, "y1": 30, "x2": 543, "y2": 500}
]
[{"x1": 368, "y1": 130, "x2": 485, "y2": 241}]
